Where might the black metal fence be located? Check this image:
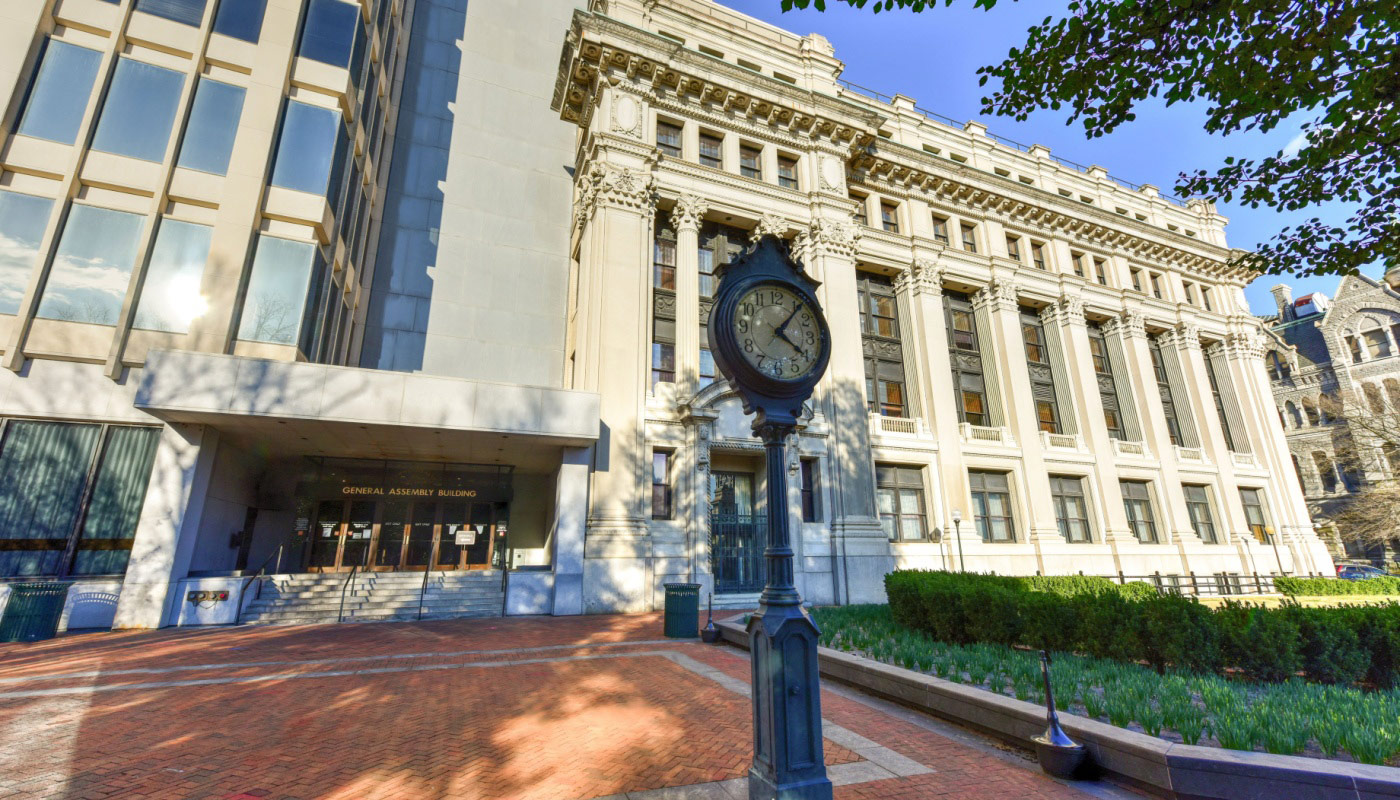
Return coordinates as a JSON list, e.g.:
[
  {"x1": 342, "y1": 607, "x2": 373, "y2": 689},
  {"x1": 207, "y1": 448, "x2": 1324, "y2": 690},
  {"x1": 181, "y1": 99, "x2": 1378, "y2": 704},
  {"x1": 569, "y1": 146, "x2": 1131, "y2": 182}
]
[
  {"x1": 1088, "y1": 571, "x2": 1279, "y2": 596},
  {"x1": 711, "y1": 513, "x2": 767, "y2": 594}
]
